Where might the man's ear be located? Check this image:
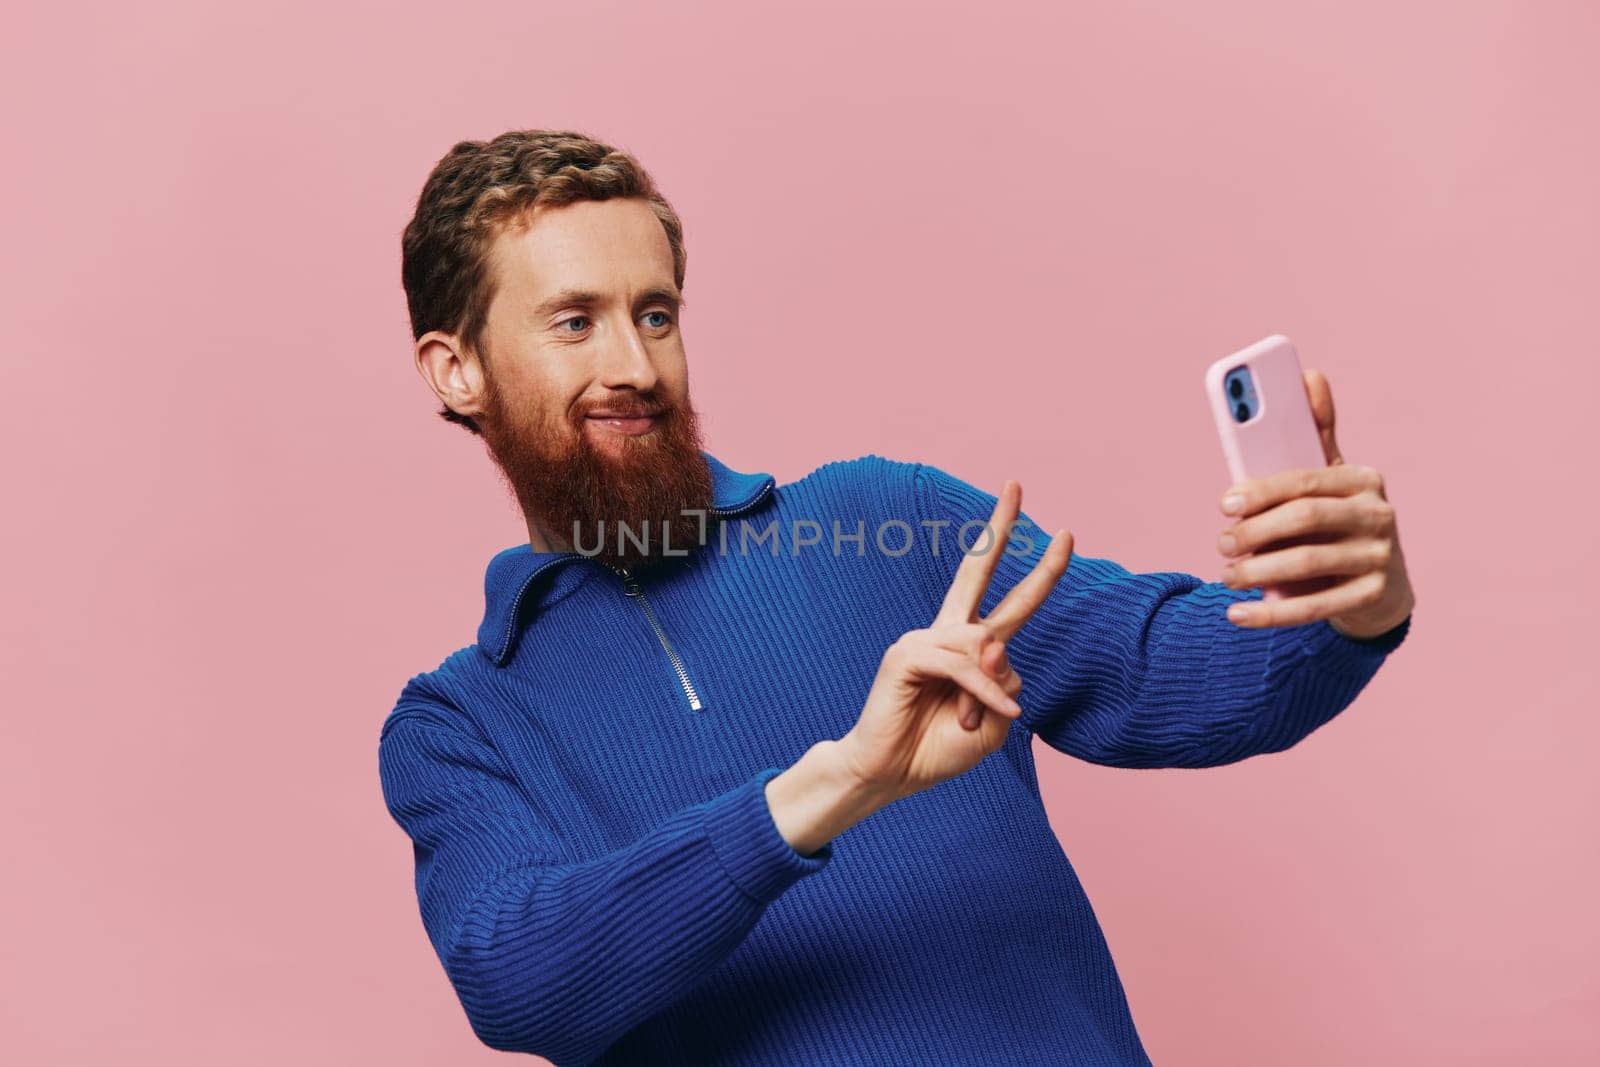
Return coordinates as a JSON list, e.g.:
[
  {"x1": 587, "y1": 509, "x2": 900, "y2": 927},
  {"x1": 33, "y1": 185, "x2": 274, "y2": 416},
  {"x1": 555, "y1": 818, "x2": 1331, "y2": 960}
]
[{"x1": 415, "y1": 330, "x2": 489, "y2": 422}]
